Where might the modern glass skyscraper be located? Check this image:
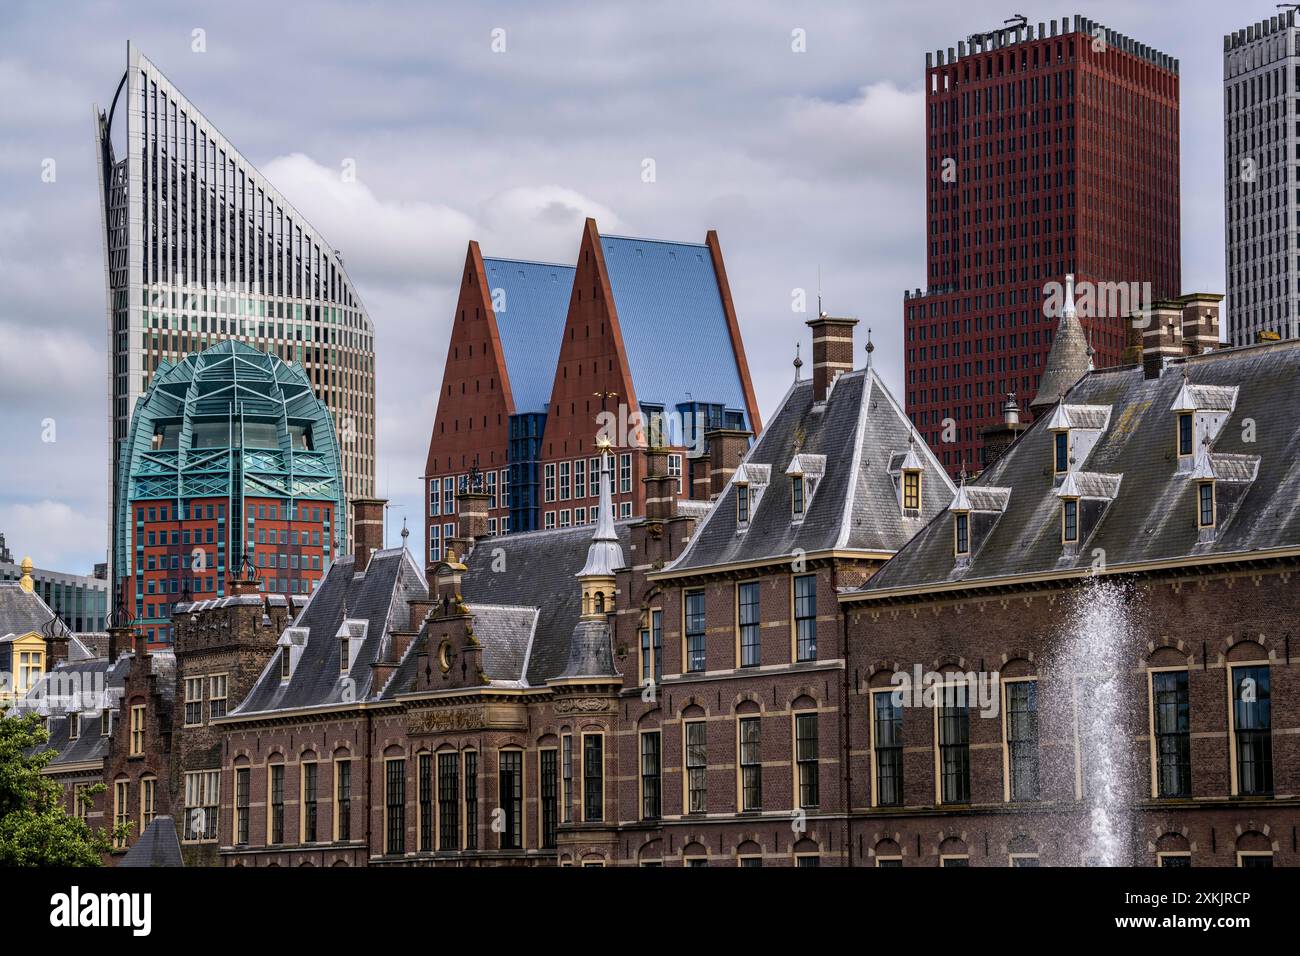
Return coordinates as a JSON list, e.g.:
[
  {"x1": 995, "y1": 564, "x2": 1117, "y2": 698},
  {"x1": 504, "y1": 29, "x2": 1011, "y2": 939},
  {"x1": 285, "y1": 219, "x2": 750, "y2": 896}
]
[
  {"x1": 95, "y1": 42, "x2": 375, "y2": 581},
  {"x1": 1224, "y1": 11, "x2": 1300, "y2": 346}
]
